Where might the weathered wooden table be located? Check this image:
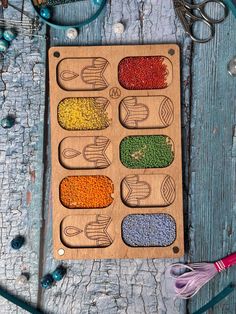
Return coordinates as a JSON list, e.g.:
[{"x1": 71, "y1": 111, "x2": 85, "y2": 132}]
[{"x1": 0, "y1": 1, "x2": 236, "y2": 313}]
